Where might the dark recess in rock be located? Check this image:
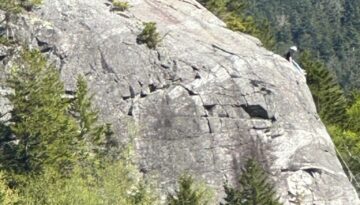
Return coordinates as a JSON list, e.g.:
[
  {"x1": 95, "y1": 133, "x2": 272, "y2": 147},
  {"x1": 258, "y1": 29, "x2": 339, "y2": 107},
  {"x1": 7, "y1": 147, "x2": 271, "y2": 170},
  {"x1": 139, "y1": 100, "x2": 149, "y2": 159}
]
[
  {"x1": 203, "y1": 104, "x2": 216, "y2": 116},
  {"x1": 241, "y1": 104, "x2": 272, "y2": 120},
  {"x1": 181, "y1": 86, "x2": 198, "y2": 96},
  {"x1": 128, "y1": 105, "x2": 133, "y2": 116},
  {"x1": 36, "y1": 38, "x2": 52, "y2": 53},
  {"x1": 140, "y1": 91, "x2": 147, "y2": 98},
  {"x1": 161, "y1": 63, "x2": 170, "y2": 69},
  {"x1": 191, "y1": 65, "x2": 199, "y2": 71},
  {"x1": 65, "y1": 90, "x2": 76, "y2": 96},
  {"x1": 149, "y1": 84, "x2": 157, "y2": 93},
  {"x1": 195, "y1": 72, "x2": 201, "y2": 79},
  {"x1": 303, "y1": 168, "x2": 322, "y2": 177},
  {"x1": 0, "y1": 55, "x2": 6, "y2": 61}
]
